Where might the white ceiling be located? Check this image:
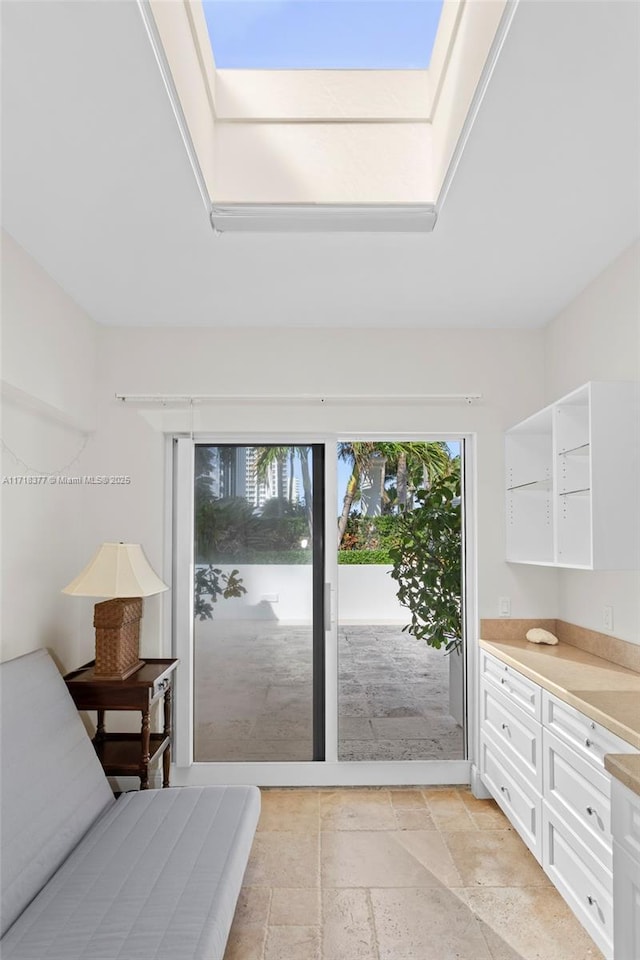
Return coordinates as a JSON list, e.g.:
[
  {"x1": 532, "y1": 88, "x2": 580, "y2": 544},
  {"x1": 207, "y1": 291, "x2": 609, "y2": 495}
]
[{"x1": 1, "y1": 0, "x2": 638, "y2": 329}]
